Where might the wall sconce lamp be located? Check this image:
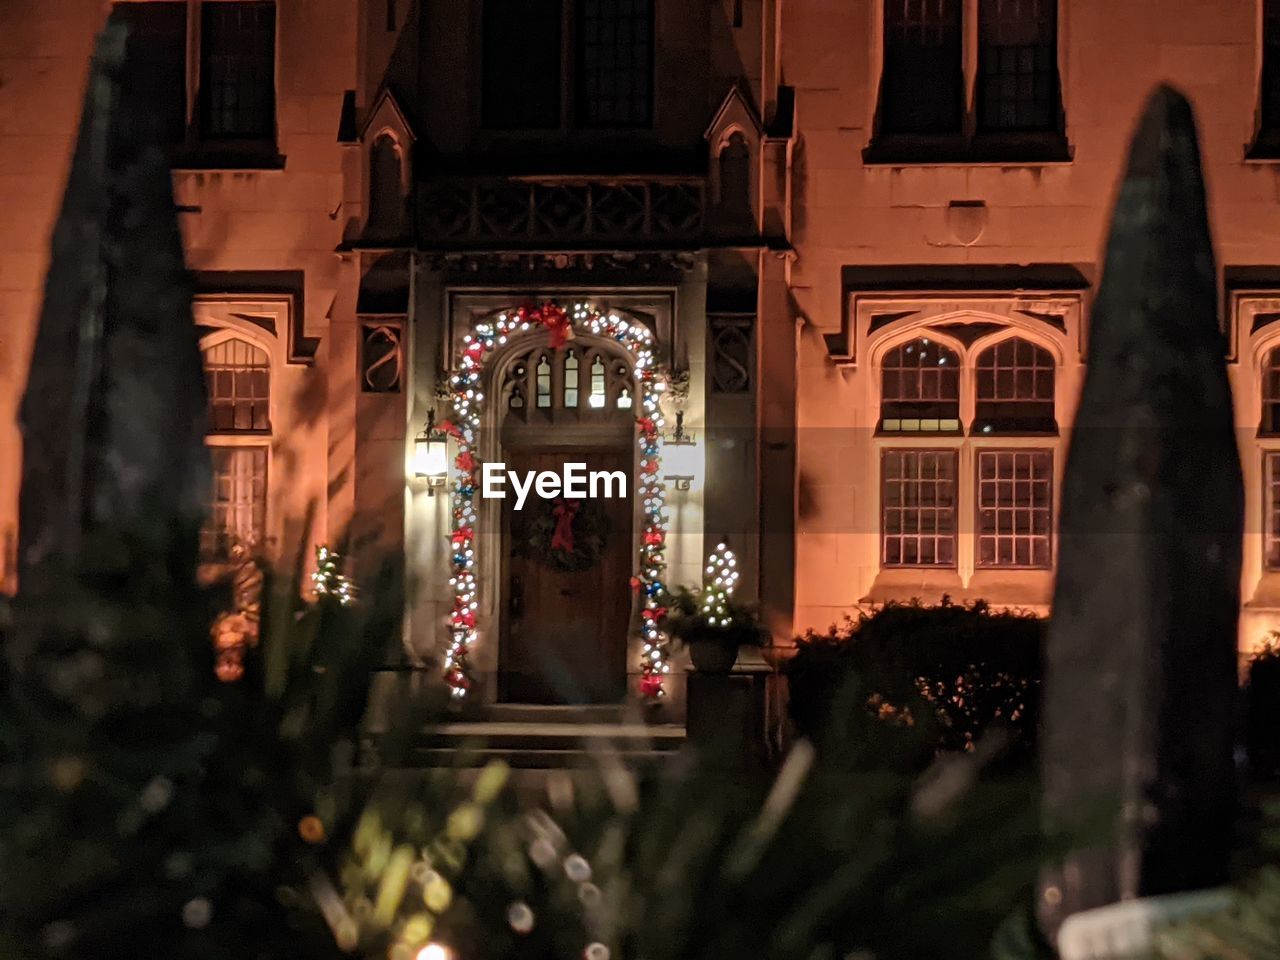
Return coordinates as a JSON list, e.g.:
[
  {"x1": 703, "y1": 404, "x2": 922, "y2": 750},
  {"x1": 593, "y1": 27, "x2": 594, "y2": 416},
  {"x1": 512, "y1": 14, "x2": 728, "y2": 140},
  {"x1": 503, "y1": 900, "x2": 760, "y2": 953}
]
[
  {"x1": 413, "y1": 409, "x2": 449, "y2": 494},
  {"x1": 662, "y1": 410, "x2": 697, "y2": 492}
]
